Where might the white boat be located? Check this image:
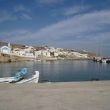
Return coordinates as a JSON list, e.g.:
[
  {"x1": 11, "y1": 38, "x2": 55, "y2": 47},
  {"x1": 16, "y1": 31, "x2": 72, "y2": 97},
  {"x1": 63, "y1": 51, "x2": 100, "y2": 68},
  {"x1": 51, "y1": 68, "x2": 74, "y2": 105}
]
[
  {"x1": 0, "y1": 71, "x2": 39, "y2": 84},
  {"x1": 102, "y1": 59, "x2": 107, "y2": 63}
]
